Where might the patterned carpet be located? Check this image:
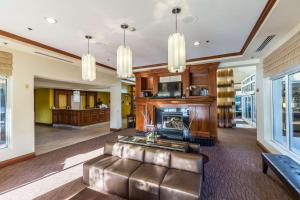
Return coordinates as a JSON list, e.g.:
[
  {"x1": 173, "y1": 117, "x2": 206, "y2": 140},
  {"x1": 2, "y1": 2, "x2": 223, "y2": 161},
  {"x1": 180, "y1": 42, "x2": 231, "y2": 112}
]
[{"x1": 0, "y1": 128, "x2": 293, "y2": 200}]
